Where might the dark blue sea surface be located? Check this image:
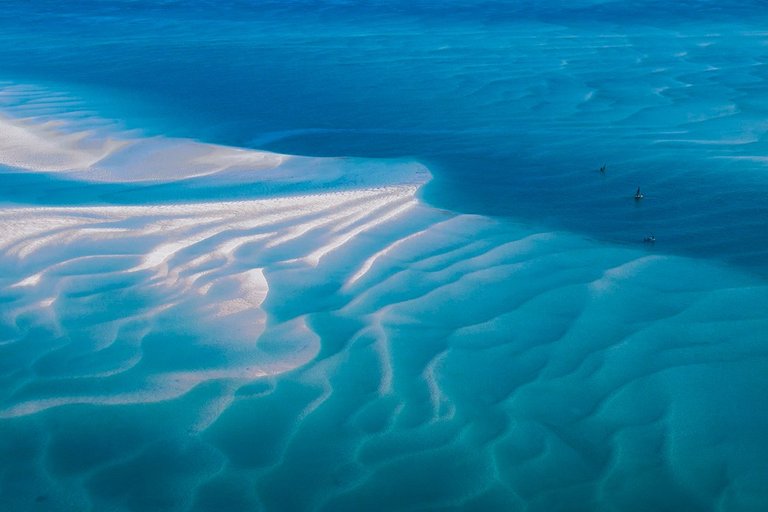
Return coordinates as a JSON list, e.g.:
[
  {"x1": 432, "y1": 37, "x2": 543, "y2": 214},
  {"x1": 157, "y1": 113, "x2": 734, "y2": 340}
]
[
  {"x1": 2, "y1": 0, "x2": 768, "y2": 269},
  {"x1": 1, "y1": 2, "x2": 768, "y2": 511}
]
